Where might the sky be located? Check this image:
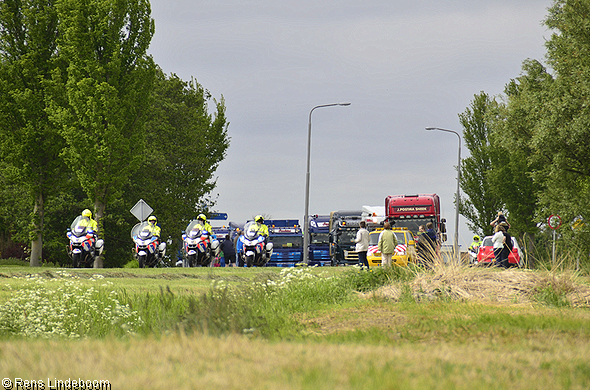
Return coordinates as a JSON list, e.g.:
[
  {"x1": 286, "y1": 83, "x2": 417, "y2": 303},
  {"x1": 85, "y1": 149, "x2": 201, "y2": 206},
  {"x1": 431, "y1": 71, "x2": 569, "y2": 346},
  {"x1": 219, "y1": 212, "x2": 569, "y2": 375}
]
[{"x1": 147, "y1": 0, "x2": 552, "y2": 250}]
